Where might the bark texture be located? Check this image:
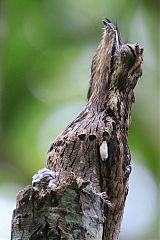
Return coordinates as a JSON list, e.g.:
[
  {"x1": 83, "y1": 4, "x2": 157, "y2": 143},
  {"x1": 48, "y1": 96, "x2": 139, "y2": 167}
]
[
  {"x1": 11, "y1": 179, "x2": 105, "y2": 239},
  {"x1": 11, "y1": 18, "x2": 143, "y2": 240}
]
